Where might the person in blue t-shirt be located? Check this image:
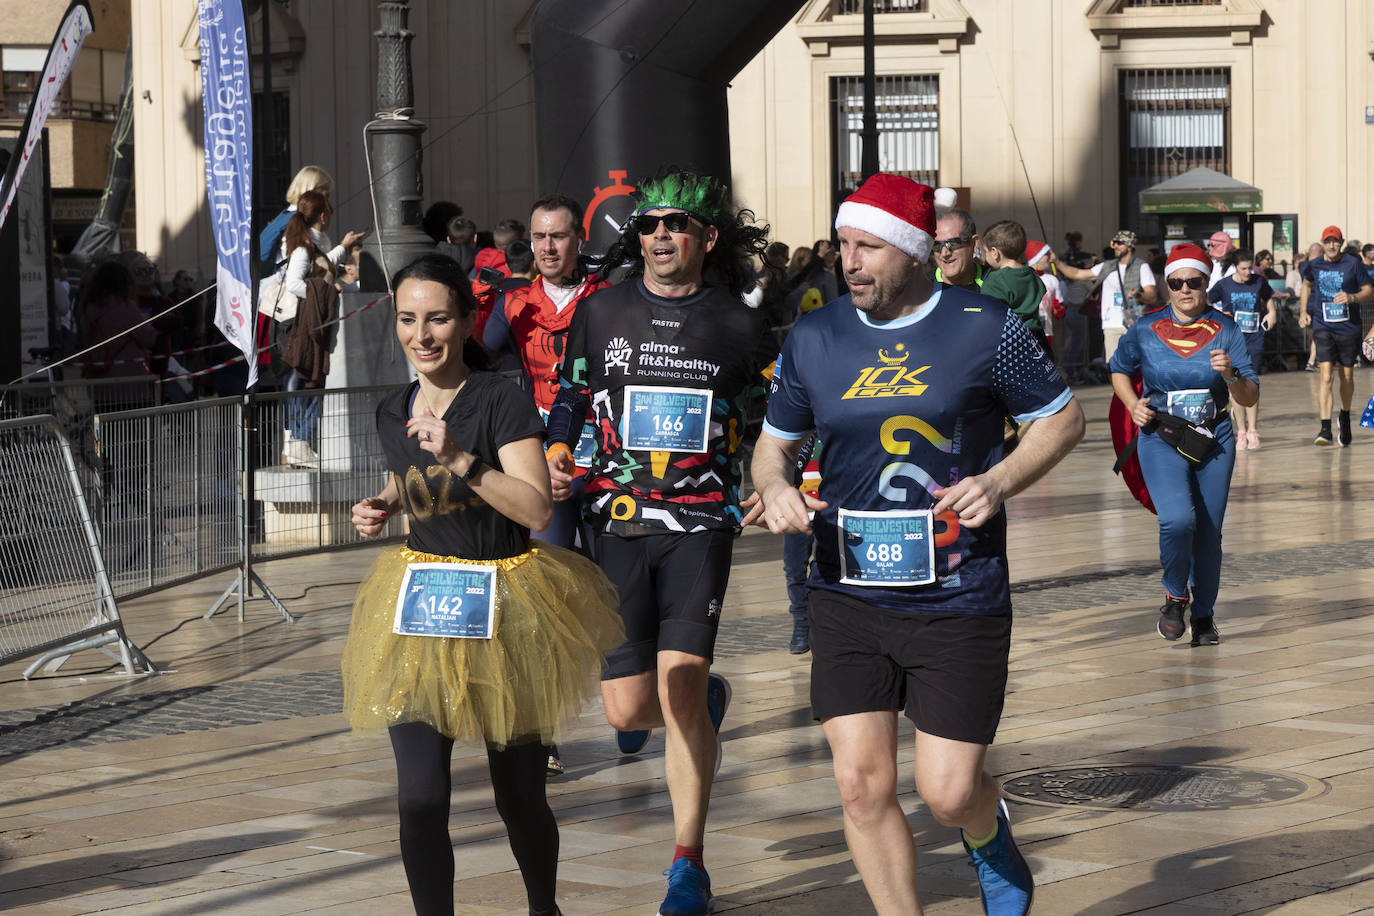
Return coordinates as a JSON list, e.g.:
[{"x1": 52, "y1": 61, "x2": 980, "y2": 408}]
[
  {"x1": 1298, "y1": 226, "x2": 1373, "y2": 445},
  {"x1": 1208, "y1": 249, "x2": 1275, "y2": 449},
  {"x1": 1111, "y1": 244, "x2": 1258, "y2": 648},
  {"x1": 745, "y1": 174, "x2": 1084, "y2": 916}
]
